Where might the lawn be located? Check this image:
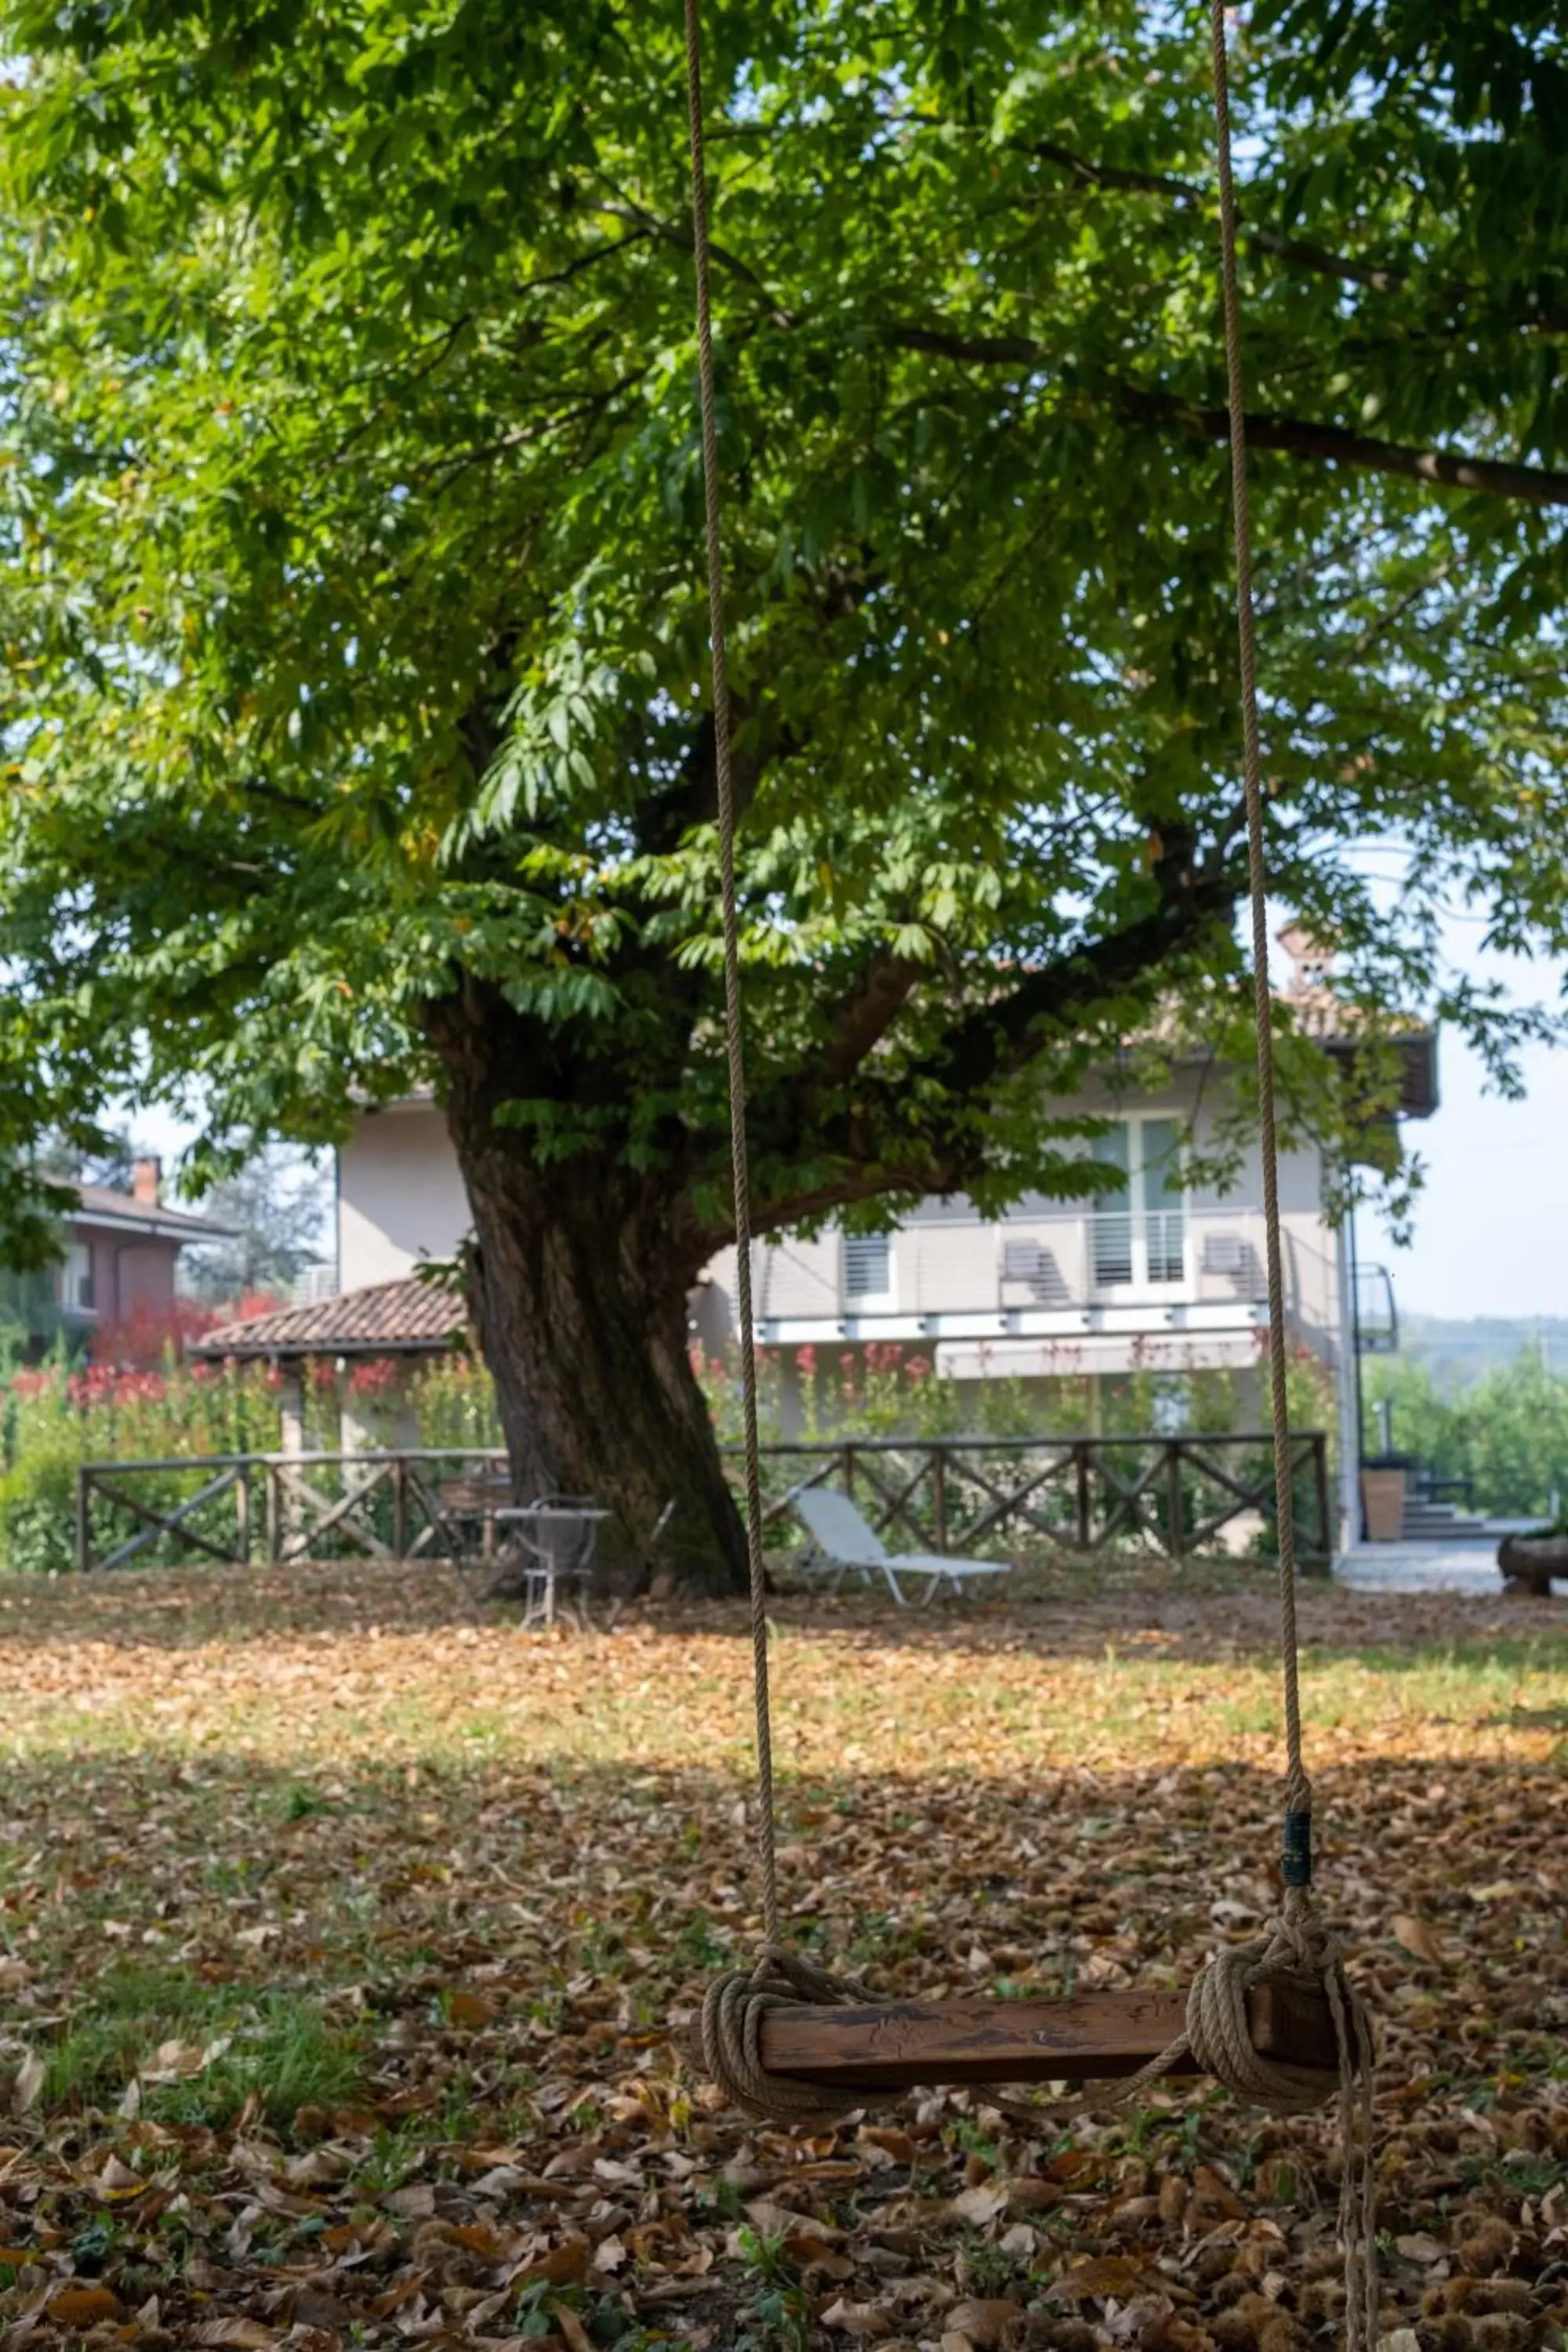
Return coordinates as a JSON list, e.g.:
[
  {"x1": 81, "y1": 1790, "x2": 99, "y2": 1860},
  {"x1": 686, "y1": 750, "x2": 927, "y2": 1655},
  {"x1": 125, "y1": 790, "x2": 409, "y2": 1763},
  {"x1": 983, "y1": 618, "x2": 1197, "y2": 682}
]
[{"x1": 1, "y1": 1556, "x2": 1565, "y2": 2351}]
